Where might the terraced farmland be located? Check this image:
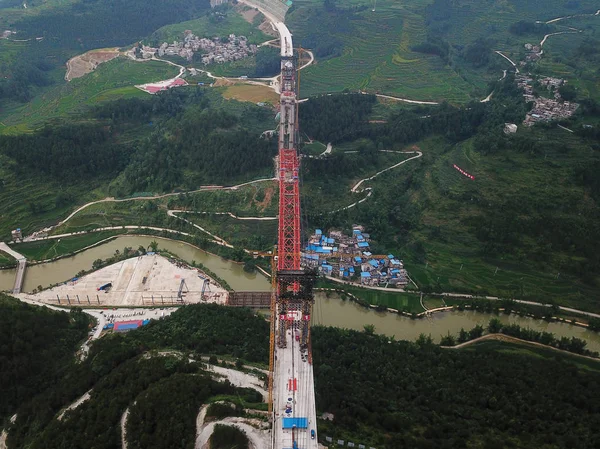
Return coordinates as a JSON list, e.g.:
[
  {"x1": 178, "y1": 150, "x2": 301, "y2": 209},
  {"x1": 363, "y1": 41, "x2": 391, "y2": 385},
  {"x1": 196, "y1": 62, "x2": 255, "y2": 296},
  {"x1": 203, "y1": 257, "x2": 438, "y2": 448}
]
[
  {"x1": 290, "y1": 1, "x2": 477, "y2": 102},
  {"x1": 0, "y1": 58, "x2": 178, "y2": 132}
]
